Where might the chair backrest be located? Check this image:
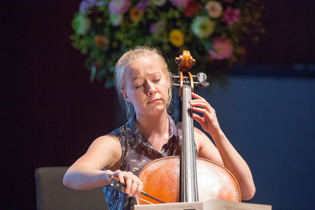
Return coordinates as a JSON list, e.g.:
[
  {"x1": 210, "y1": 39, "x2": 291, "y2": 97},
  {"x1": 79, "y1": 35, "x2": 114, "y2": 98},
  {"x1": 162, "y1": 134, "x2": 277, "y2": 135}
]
[{"x1": 35, "y1": 166, "x2": 108, "y2": 210}]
